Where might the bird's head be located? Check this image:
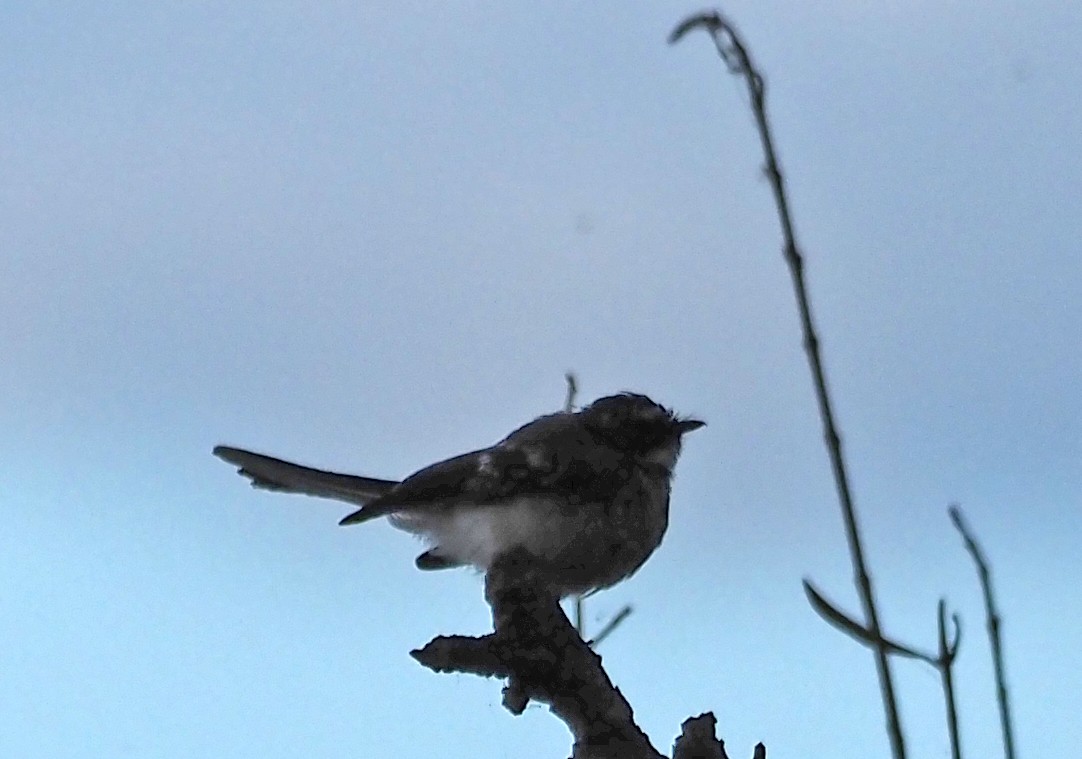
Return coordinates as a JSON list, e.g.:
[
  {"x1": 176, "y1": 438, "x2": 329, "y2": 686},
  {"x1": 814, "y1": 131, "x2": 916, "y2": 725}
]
[{"x1": 581, "y1": 393, "x2": 705, "y2": 471}]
